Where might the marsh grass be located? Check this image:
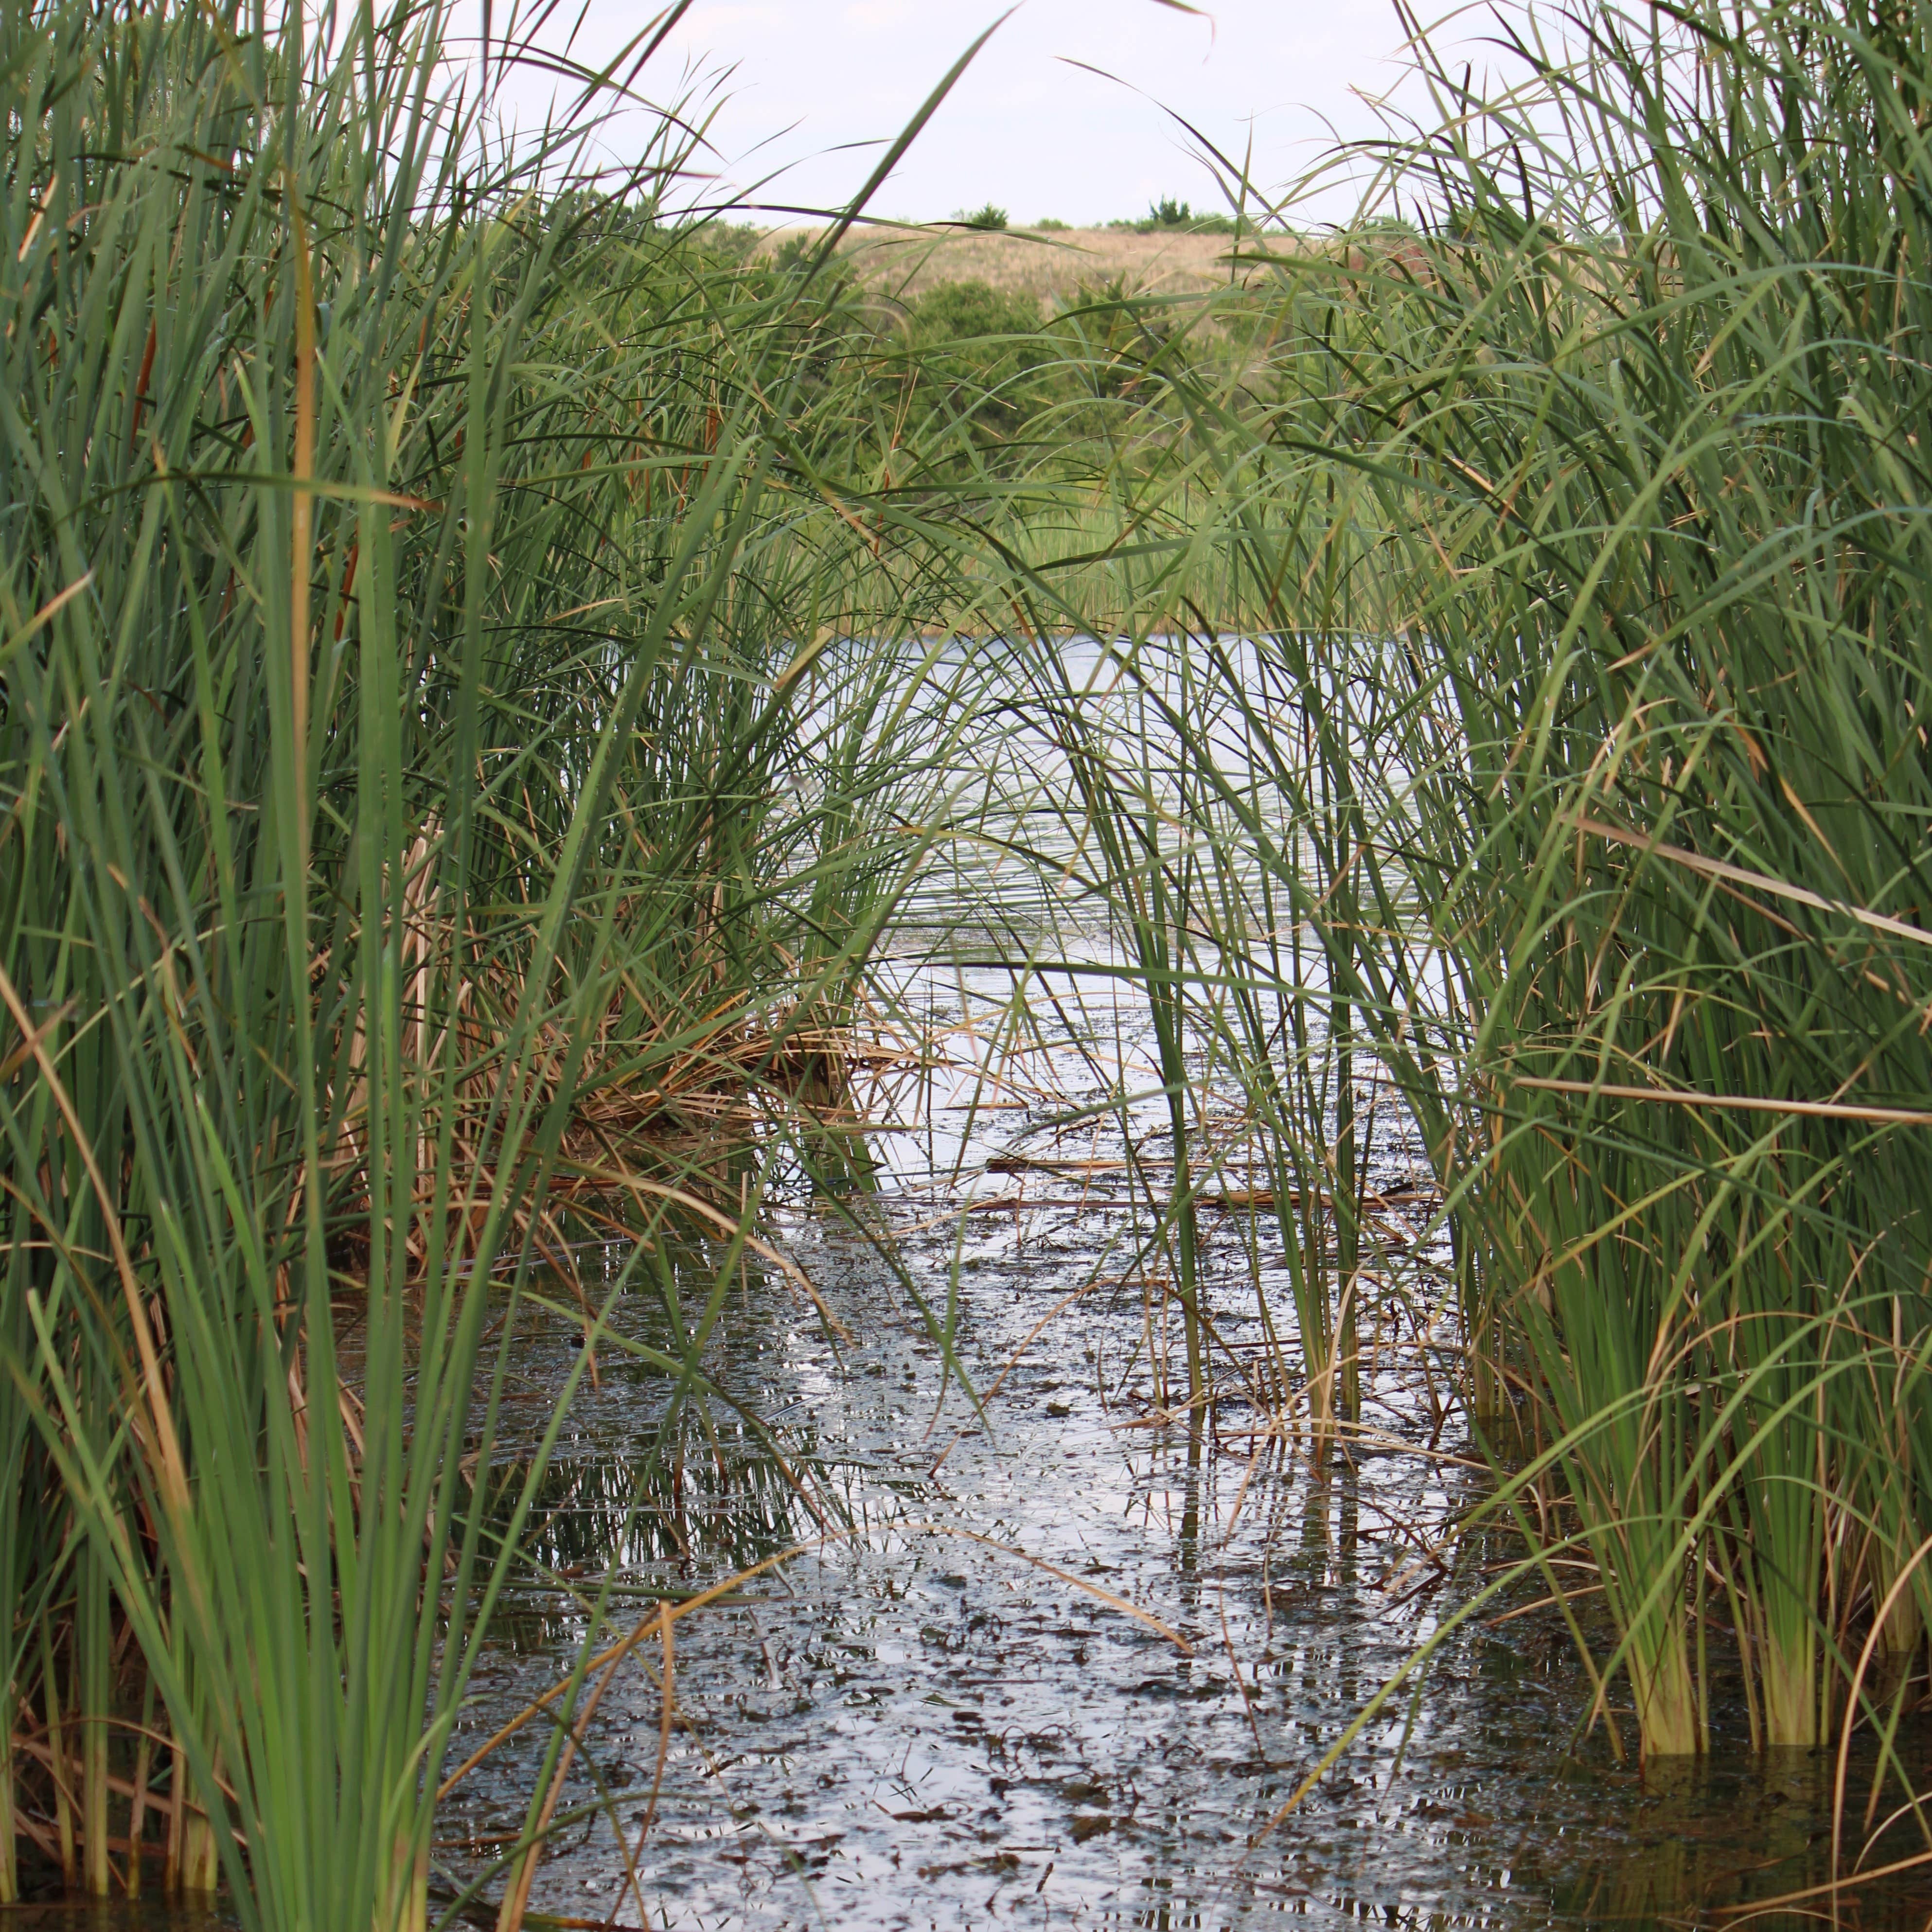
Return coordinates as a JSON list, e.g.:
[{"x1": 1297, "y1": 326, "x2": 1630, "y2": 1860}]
[
  {"x1": 829, "y1": 0, "x2": 1932, "y2": 1855},
  {"x1": 9, "y1": 0, "x2": 1932, "y2": 1920},
  {"x1": 0, "y1": 0, "x2": 996, "y2": 1922},
  {"x1": 951, "y1": 0, "x2": 1932, "y2": 1813}
]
